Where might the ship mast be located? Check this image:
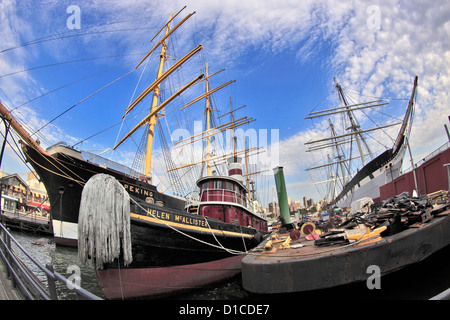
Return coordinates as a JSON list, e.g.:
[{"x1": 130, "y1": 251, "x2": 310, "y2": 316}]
[
  {"x1": 205, "y1": 63, "x2": 212, "y2": 176},
  {"x1": 305, "y1": 76, "x2": 418, "y2": 204},
  {"x1": 171, "y1": 65, "x2": 255, "y2": 176},
  {"x1": 112, "y1": 10, "x2": 203, "y2": 181},
  {"x1": 145, "y1": 11, "x2": 173, "y2": 179},
  {"x1": 329, "y1": 118, "x2": 348, "y2": 186},
  {"x1": 334, "y1": 78, "x2": 370, "y2": 167},
  {"x1": 304, "y1": 78, "x2": 393, "y2": 201}
]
